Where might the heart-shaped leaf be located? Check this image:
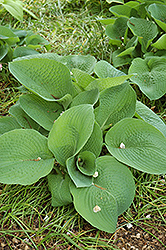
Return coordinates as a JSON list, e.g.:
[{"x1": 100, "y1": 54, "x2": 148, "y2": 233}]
[
  {"x1": 105, "y1": 118, "x2": 166, "y2": 174},
  {"x1": 94, "y1": 60, "x2": 125, "y2": 78},
  {"x1": 148, "y1": 3, "x2": 166, "y2": 32},
  {"x1": 0, "y1": 129, "x2": 54, "y2": 185},
  {"x1": 129, "y1": 57, "x2": 166, "y2": 100},
  {"x1": 106, "y1": 17, "x2": 128, "y2": 46},
  {"x1": 19, "y1": 94, "x2": 63, "y2": 131},
  {"x1": 70, "y1": 155, "x2": 135, "y2": 232},
  {"x1": 95, "y1": 83, "x2": 136, "y2": 129},
  {"x1": 109, "y1": 3, "x2": 139, "y2": 18},
  {"x1": 47, "y1": 173, "x2": 73, "y2": 207},
  {"x1": 0, "y1": 116, "x2": 21, "y2": 136},
  {"x1": 9, "y1": 58, "x2": 74, "y2": 101},
  {"x1": 48, "y1": 104, "x2": 95, "y2": 166},
  {"x1": 127, "y1": 17, "x2": 158, "y2": 52},
  {"x1": 135, "y1": 101, "x2": 166, "y2": 137},
  {"x1": 95, "y1": 156, "x2": 135, "y2": 215},
  {"x1": 70, "y1": 182, "x2": 118, "y2": 233},
  {"x1": 66, "y1": 155, "x2": 93, "y2": 188}
]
